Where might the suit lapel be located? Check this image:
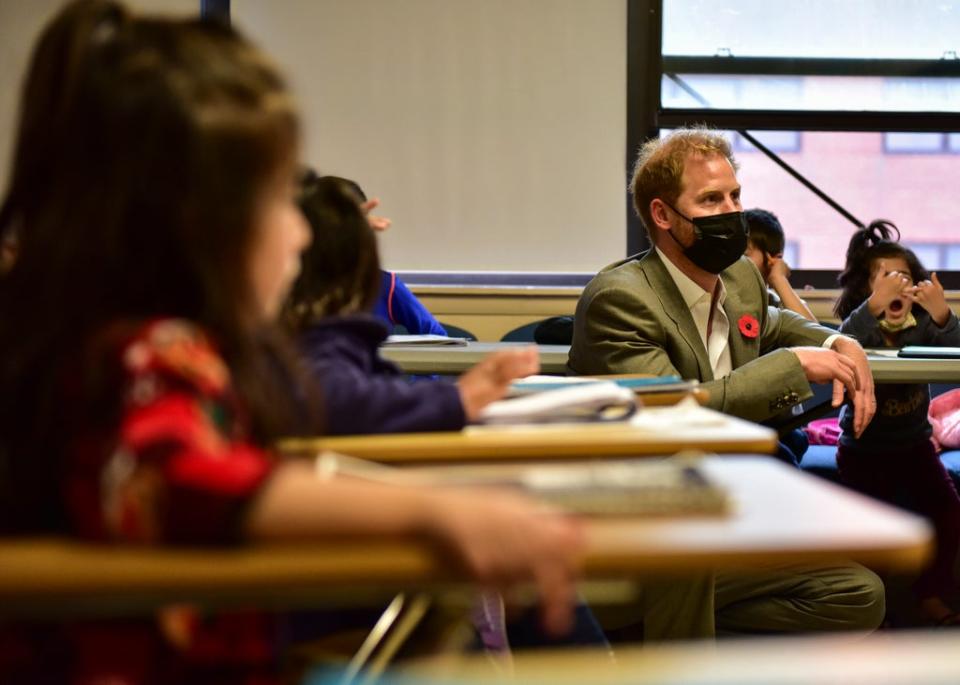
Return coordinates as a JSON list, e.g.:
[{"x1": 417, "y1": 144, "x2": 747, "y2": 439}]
[
  {"x1": 639, "y1": 251, "x2": 713, "y2": 381},
  {"x1": 722, "y1": 268, "x2": 758, "y2": 368}
]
